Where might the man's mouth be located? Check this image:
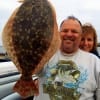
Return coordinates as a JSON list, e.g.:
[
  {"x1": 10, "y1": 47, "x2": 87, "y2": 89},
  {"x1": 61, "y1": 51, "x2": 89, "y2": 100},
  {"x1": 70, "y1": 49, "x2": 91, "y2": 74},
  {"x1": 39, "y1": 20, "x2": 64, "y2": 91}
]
[{"x1": 63, "y1": 37, "x2": 74, "y2": 41}]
